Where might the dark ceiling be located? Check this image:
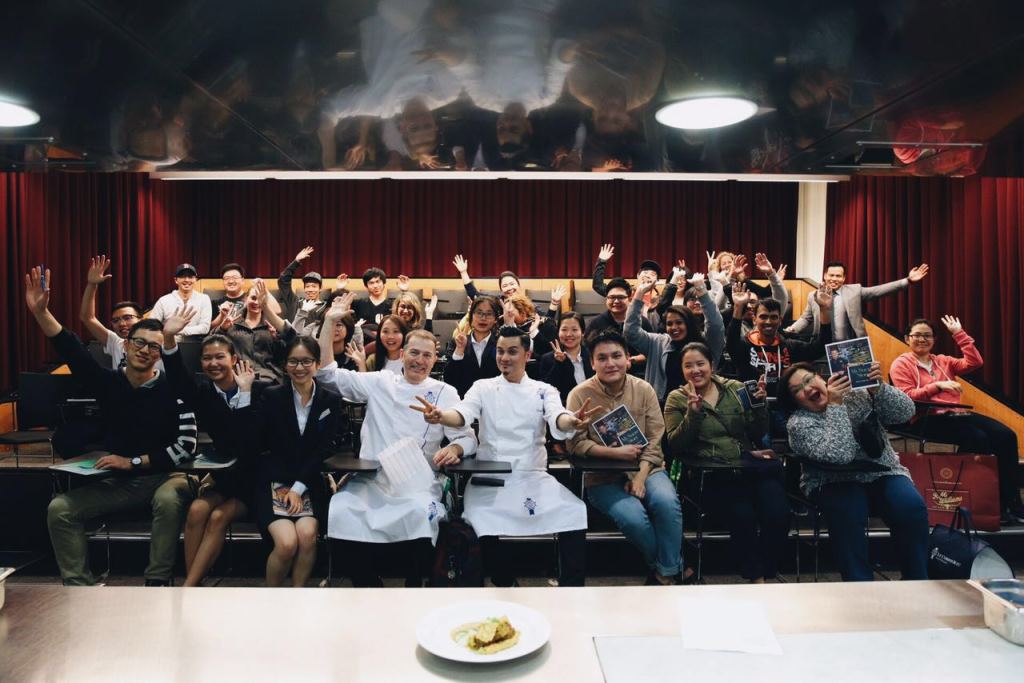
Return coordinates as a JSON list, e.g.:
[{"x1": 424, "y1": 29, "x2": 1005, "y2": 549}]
[{"x1": 2, "y1": 0, "x2": 1023, "y2": 176}]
